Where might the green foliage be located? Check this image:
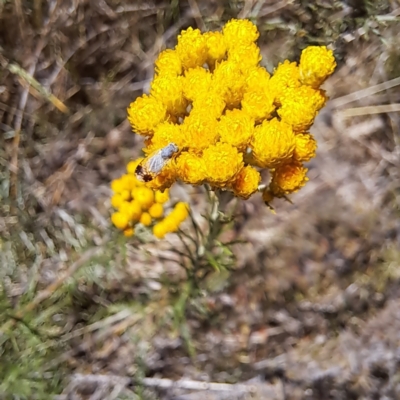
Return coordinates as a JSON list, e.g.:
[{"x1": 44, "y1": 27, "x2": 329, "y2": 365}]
[
  {"x1": 0, "y1": 187, "x2": 239, "y2": 396},
  {"x1": 0, "y1": 297, "x2": 66, "y2": 399}
]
